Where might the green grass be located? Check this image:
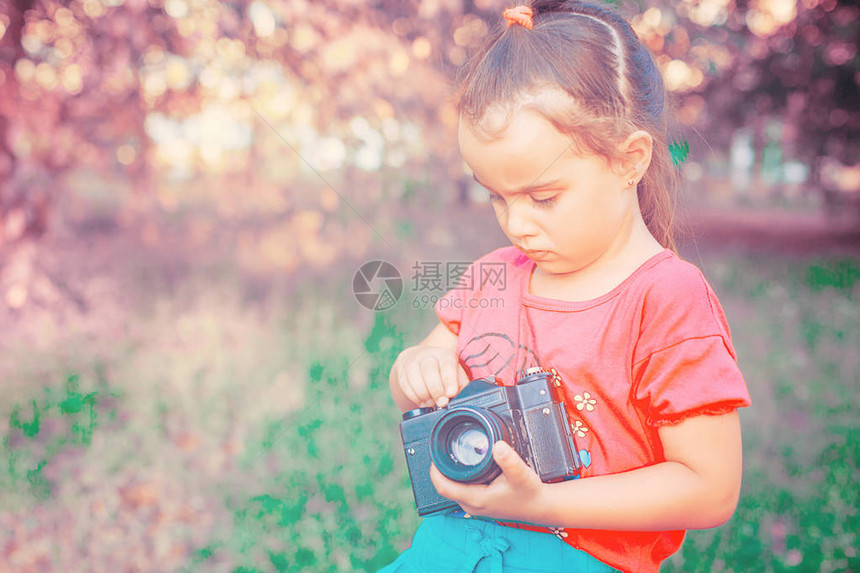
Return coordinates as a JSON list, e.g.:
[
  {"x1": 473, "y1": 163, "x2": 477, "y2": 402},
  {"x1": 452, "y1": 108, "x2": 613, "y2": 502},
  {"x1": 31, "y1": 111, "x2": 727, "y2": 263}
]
[
  {"x1": 2, "y1": 372, "x2": 116, "y2": 502},
  {"x1": 1, "y1": 254, "x2": 857, "y2": 571},
  {"x1": 200, "y1": 313, "x2": 420, "y2": 572}
]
